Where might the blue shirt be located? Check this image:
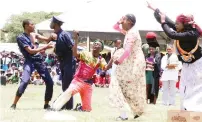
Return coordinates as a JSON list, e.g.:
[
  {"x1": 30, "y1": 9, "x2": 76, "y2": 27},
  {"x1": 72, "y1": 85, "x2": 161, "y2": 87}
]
[
  {"x1": 55, "y1": 29, "x2": 74, "y2": 63},
  {"x1": 17, "y1": 33, "x2": 42, "y2": 62}
]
